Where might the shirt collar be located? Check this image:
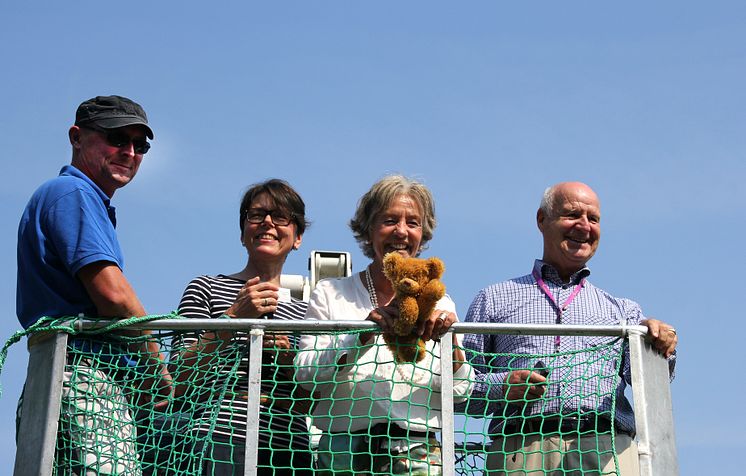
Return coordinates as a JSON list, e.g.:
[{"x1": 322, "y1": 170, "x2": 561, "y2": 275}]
[
  {"x1": 533, "y1": 259, "x2": 590, "y2": 285},
  {"x1": 59, "y1": 165, "x2": 117, "y2": 226}
]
